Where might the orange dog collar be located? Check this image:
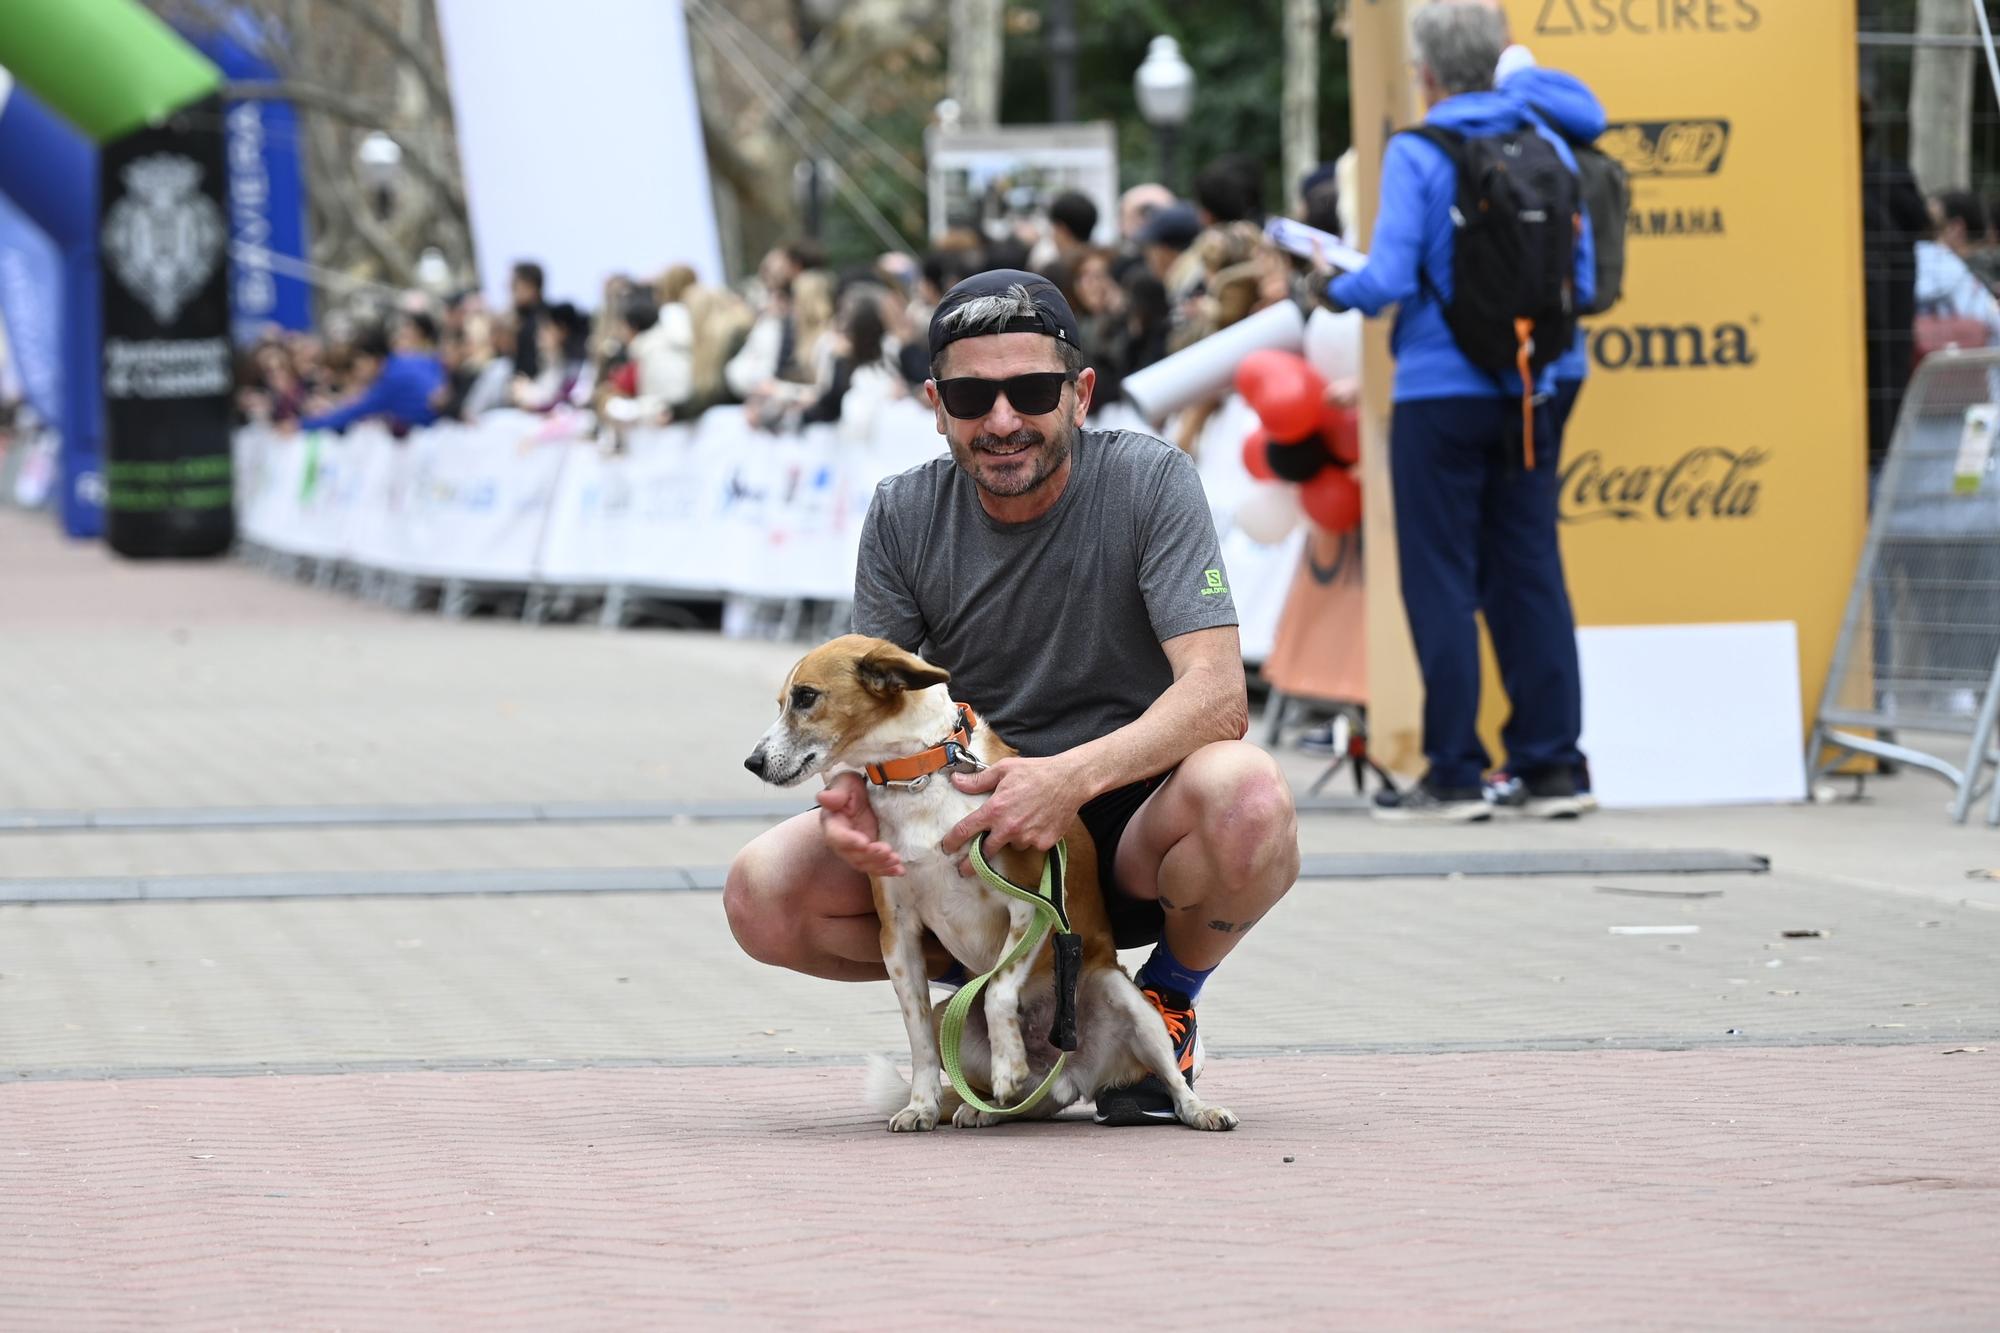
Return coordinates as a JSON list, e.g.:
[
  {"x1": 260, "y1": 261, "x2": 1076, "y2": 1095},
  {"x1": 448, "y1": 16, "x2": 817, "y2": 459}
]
[{"x1": 864, "y1": 703, "x2": 982, "y2": 787}]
